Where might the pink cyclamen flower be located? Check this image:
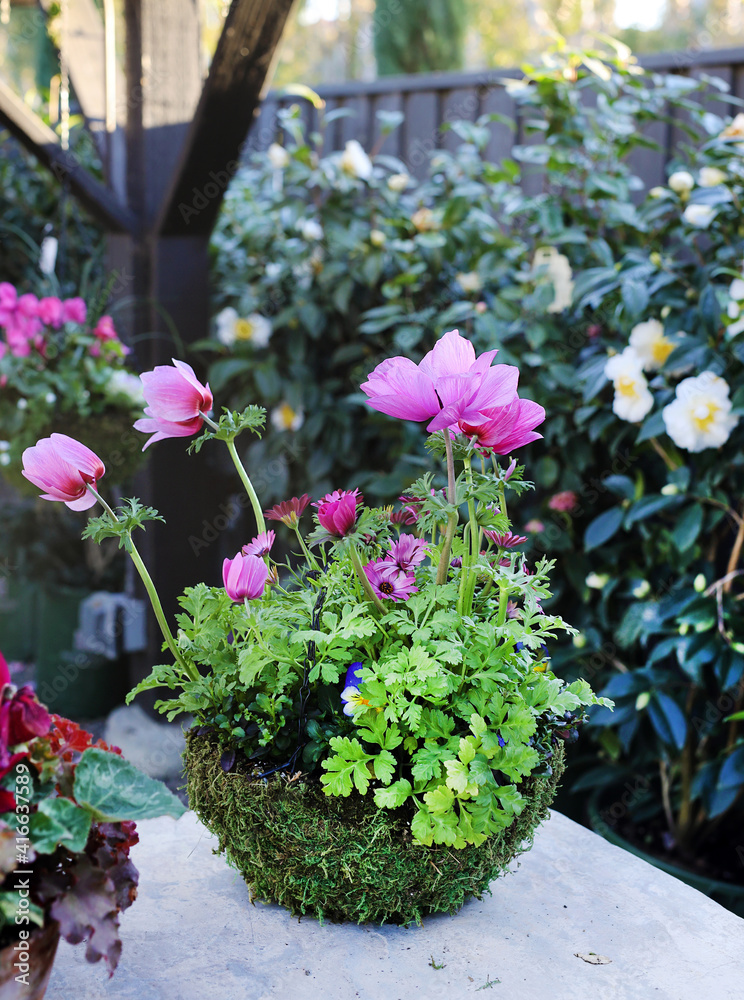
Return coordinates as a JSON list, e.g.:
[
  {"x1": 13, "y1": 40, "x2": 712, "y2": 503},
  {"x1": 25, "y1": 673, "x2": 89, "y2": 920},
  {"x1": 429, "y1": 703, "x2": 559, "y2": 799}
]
[
  {"x1": 222, "y1": 552, "x2": 269, "y2": 602},
  {"x1": 361, "y1": 329, "x2": 519, "y2": 433},
  {"x1": 22, "y1": 434, "x2": 105, "y2": 511},
  {"x1": 458, "y1": 397, "x2": 545, "y2": 454},
  {"x1": 37, "y1": 297, "x2": 64, "y2": 329},
  {"x1": 364, "y1": 560, "x2": 418, "y2": 602},
  {"x1": 242, "y1": 530, "x2": 275, "y2": 558},
  {"x1": 484, "y1": 530, "x2": 527, "y2": 548},
  {"x1": 62, "y1": 297, "x2": 87, "y2": 324},
  {"x1": 134, "y1": 359, "x2": 213, "y2": 451},
  {"x1": 548, "y1": 491, "x2": 578, "y2": 513},
  {"x1": 315, "y1": 489, "x2": 362, "y2": 537},
  {"x1": 264, "y1": 494, "x2": 311, "y2": 527},
  {"x1": 379, "y1": 535, "x2": 429, "y2": 573}
]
